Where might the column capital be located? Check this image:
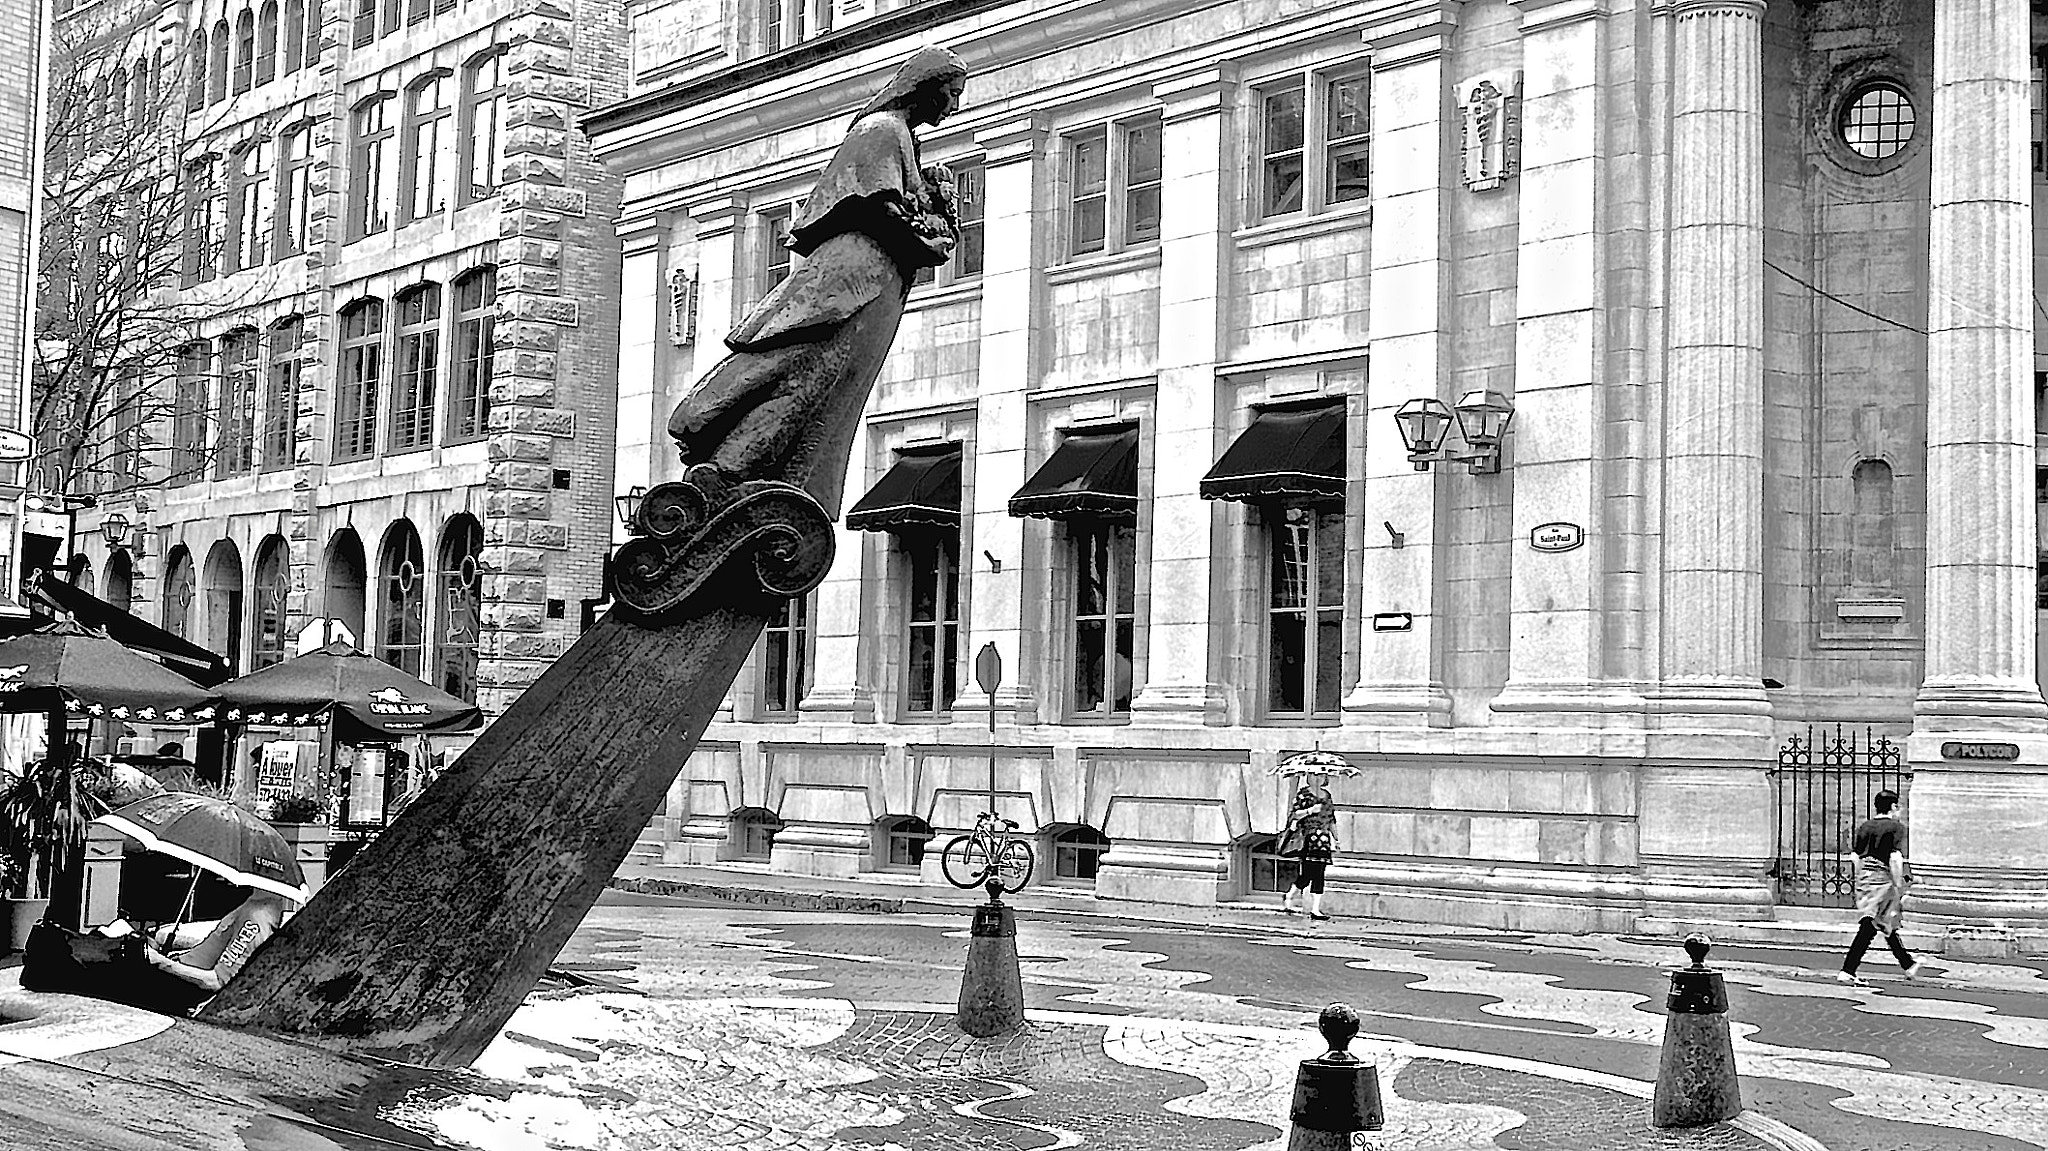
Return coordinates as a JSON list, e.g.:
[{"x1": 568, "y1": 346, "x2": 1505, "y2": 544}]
[
  {"x1": 972, "y1": 114, "x2": 1049, "y2": 167},
  {"x1": 1152, "y1": 65, "x2": 1238, "y2": 124},
  {"x1": 686, "y1": 193, "x2": 749, "y2": 239},
  {"x1": 1671, "y1": 0, "x2": 1765, "y2": 17},
  {"x1": 1512, "y1": 0, "x2": 1608, "y2": 31},
  {"x1": 1363, "y1": 4, "x2": 1461, "y2": 67},
  {"x1": 616, "y1": 211, "x2": 673, "y2": 255}
]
